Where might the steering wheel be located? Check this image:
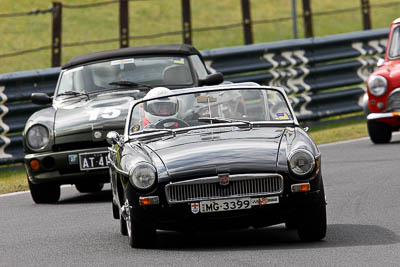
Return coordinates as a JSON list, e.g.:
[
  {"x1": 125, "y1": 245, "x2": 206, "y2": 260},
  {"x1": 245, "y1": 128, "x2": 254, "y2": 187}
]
[{"x1": 154, "y1": 118, "x2": 190, "y2": 129}]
